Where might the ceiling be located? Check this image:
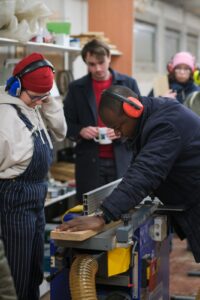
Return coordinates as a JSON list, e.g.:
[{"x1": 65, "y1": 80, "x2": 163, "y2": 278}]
[{"x1": 160, "y1": 0, "x2": 200, "y2": 17}]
